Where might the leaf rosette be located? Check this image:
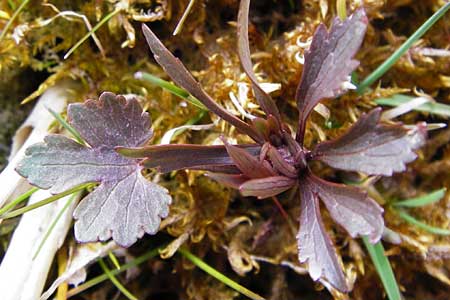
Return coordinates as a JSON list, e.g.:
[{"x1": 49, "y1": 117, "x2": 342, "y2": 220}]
[
  {"x1": 16, "y1": 0, "x2": 428, "y2": 293},
  {"x1": 131, "y1": 1, "x2": 426, "y2": 291}
]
